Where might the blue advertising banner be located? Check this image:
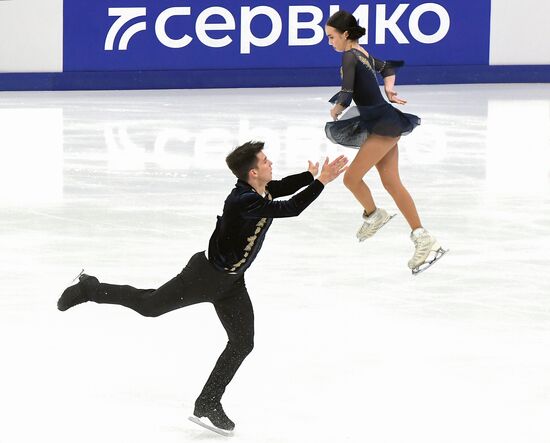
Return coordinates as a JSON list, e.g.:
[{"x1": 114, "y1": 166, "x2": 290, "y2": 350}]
[{"x1": 63, "y1": 1, "x2": 491, "y2": 72}]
